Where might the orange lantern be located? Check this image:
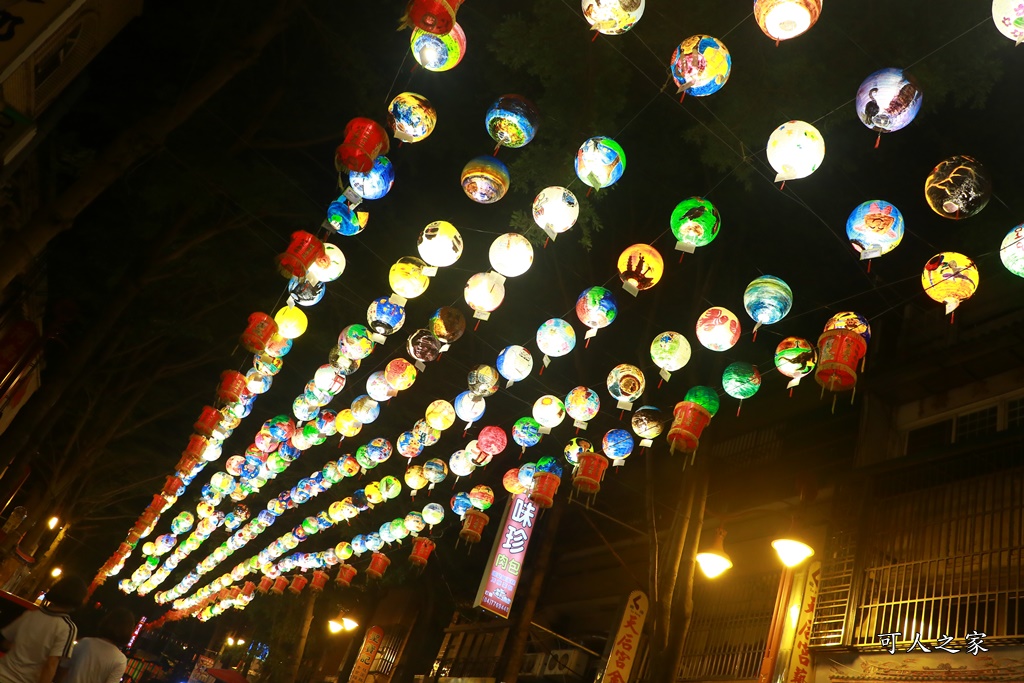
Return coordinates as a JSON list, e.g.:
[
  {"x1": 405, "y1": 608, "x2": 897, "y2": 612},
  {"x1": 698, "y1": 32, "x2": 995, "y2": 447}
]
[
  {"x1": 814, "y1": 329, "x2": 867, "y2": 393},
  {"x1": 240, "y1": 313, "x2": 278, "y2": 354},
  {"x1": 367, "y1": 552, "x2": 391, "y2": 580},
  {"x1": 194, "y1": 406, "x2": 221, "y2": 437},
  {"x1": 257, "y1": 576, "x2": 274, "y2": 593},
  {"x1": 162, "y1": 476, "x2": 183, "y2": 497},
  {"x1": 310, "y1": 570, "x2": 329, "y2": 592},
  {"x1": 335, "y1": 118, "x2": 390, "y2": 174},
  {"x1": 409, "y1": 537, "x2": 436, "y2": 567},
  {"x1": 336, "y1": 563, "x2": 358, "y2": 587},
  {"x1": 242, "y1": 581, "x2": 256, "y2": 598},
  {"x1": 530, "y1": 472, "x2": 561, "y2": 509},
  {"x1": 289, "y1": 576, "x2": 308, "y2": 594},
  {"x1": 218, "y1": 370, "x2": 247, "y2": 404},
  {"x1": 271, "y1": 577, "x2": 289, "y2": 595},
  {"x1": 182, "y1": 434, "x2": 207, "y2": 461},
  {"x1": 403, "y1": 0, "x2": 464, "y2": 34},
  {"x1": 277, "y1": 231, "x2": 326, "y2": 279},
  {"x1": 117, "y1": 542, "x2": 133, "y2": 557},
  {"x1": 667, "y1": 401, "x2": 713, "y2": 454},
  {"x1": 573, "y1": 452, "x2": 609, "y2": 495},
  {"x1": 460, "y1": 509, "x2": 490, "y2": 544}
]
